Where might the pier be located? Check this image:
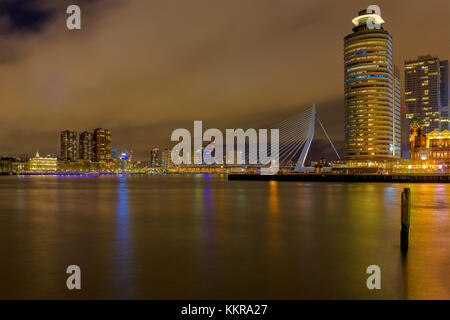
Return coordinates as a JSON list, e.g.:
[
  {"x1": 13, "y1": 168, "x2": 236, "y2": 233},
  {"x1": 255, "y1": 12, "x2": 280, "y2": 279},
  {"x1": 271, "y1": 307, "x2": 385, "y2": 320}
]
[{"x1": 228, "y1": 173, "x2": 450, "y2": 183}]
